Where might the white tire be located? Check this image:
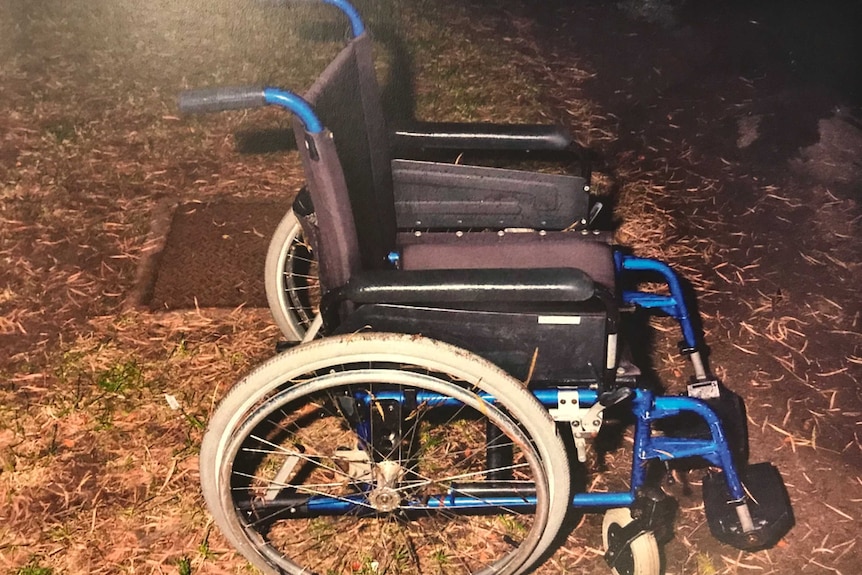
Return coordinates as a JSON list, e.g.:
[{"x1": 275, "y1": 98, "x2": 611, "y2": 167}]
[
  {"x1": 602, "y1": 507, "x2": 661, "y2": 575},
  {"x1": 264, "y1": 209, "x2": 318, "y2": 340},
  {"x1": 200, "y1": 333, "x2": 571, "y2": 575}
]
